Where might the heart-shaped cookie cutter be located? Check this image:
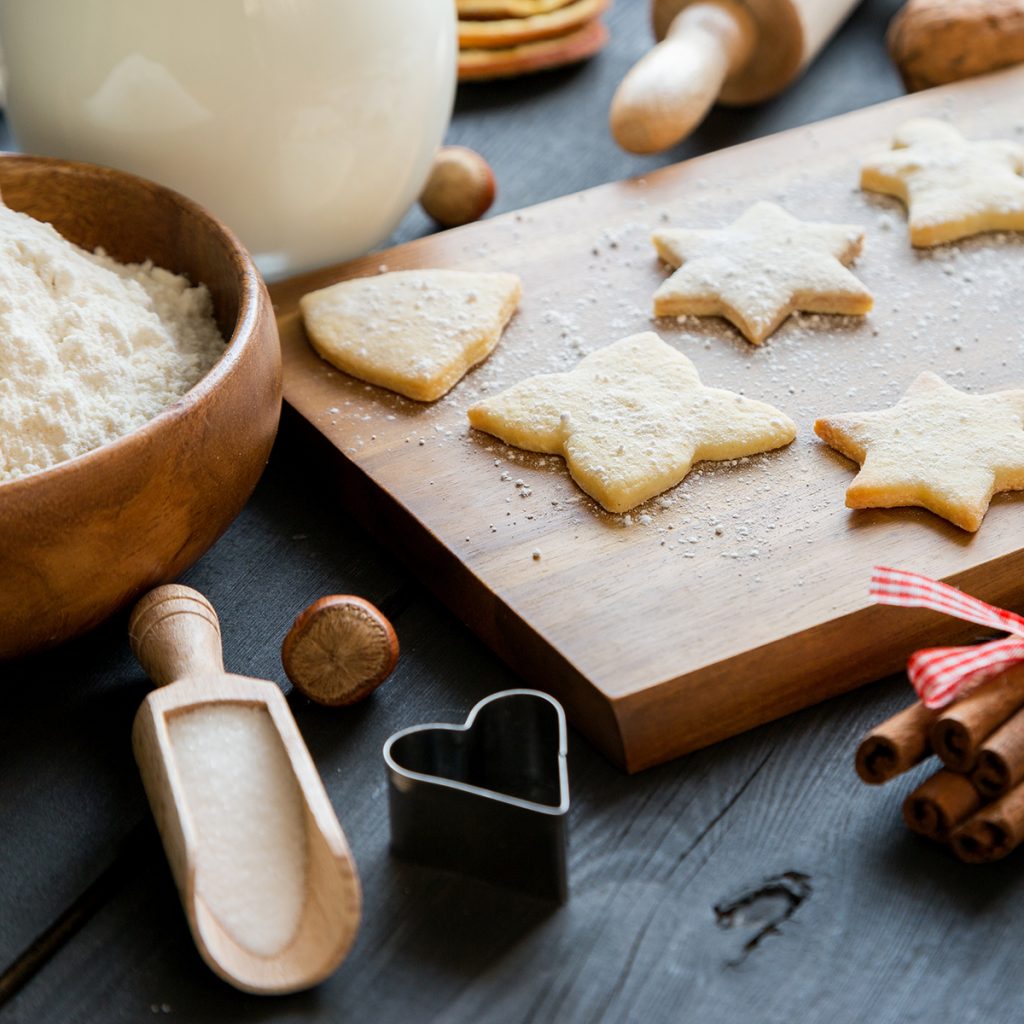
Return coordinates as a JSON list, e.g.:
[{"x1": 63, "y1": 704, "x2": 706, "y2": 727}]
[{"x1": 383, "y1": 689, "x2": 569, "y2": 901}]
